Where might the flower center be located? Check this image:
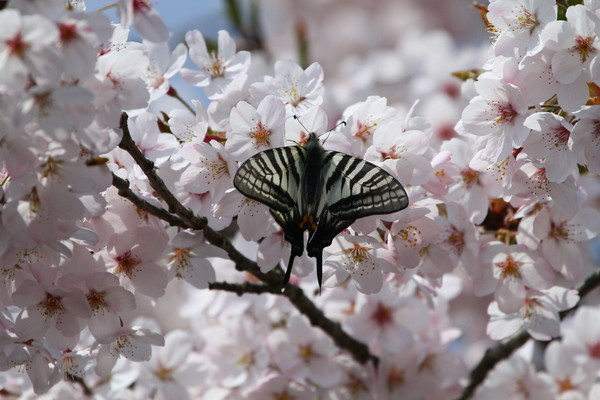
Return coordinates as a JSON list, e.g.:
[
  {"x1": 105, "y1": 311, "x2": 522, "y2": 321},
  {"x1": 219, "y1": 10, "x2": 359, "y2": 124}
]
[
  {"x1": 6, "y1": 32, "x2": 29, "y2": 58},
  {"x1": 355, "y1": 121, "x2": 376, "y2": 142},
  {"x1": 87, "y1": 289, "x2": 109, "y2": 312},
  {"x1": 495, "y1": 254, "x2": 523, "y2": 279},
  {"x1": 460, "y1": 167, "x2": 480, "y2": 189},
  {"x1": 114, "y1": 250, "x2": 142, "y2": 278},
  {"x1": 249, "y1": 121, "x2": 272, "y2": 149},
  {"x1": 571, "y1": 35, "x2": 597, "y2": 63},
  {"x1": 372, "y1": 302, "x2": 393, "y2": 326}
]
